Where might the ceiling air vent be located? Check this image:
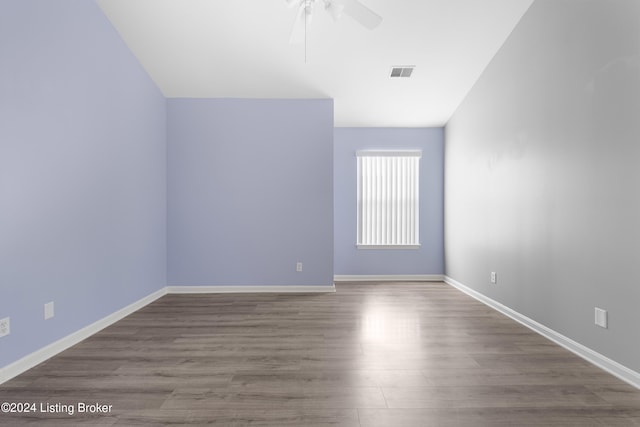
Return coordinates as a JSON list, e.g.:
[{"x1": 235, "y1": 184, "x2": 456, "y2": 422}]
[{"x1": 389, "y1": 66, "x2": 415, "y2": 78}]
